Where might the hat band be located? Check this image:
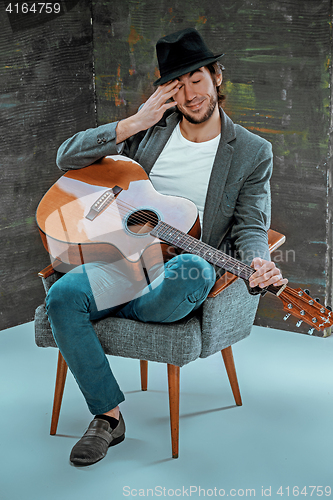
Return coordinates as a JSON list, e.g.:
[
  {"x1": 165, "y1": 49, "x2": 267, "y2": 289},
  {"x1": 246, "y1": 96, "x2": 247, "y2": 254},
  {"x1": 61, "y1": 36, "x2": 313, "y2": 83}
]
[{"x1": 159, "y1": 51, "x2": 216, "y2": 77}]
